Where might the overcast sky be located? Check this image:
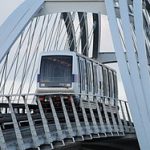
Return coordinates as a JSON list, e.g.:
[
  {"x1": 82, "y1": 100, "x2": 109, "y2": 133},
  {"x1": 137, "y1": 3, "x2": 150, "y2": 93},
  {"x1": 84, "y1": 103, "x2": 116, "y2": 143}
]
[{"x1": 0, "y1": 0, "x2": 126, "y2": 100}]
